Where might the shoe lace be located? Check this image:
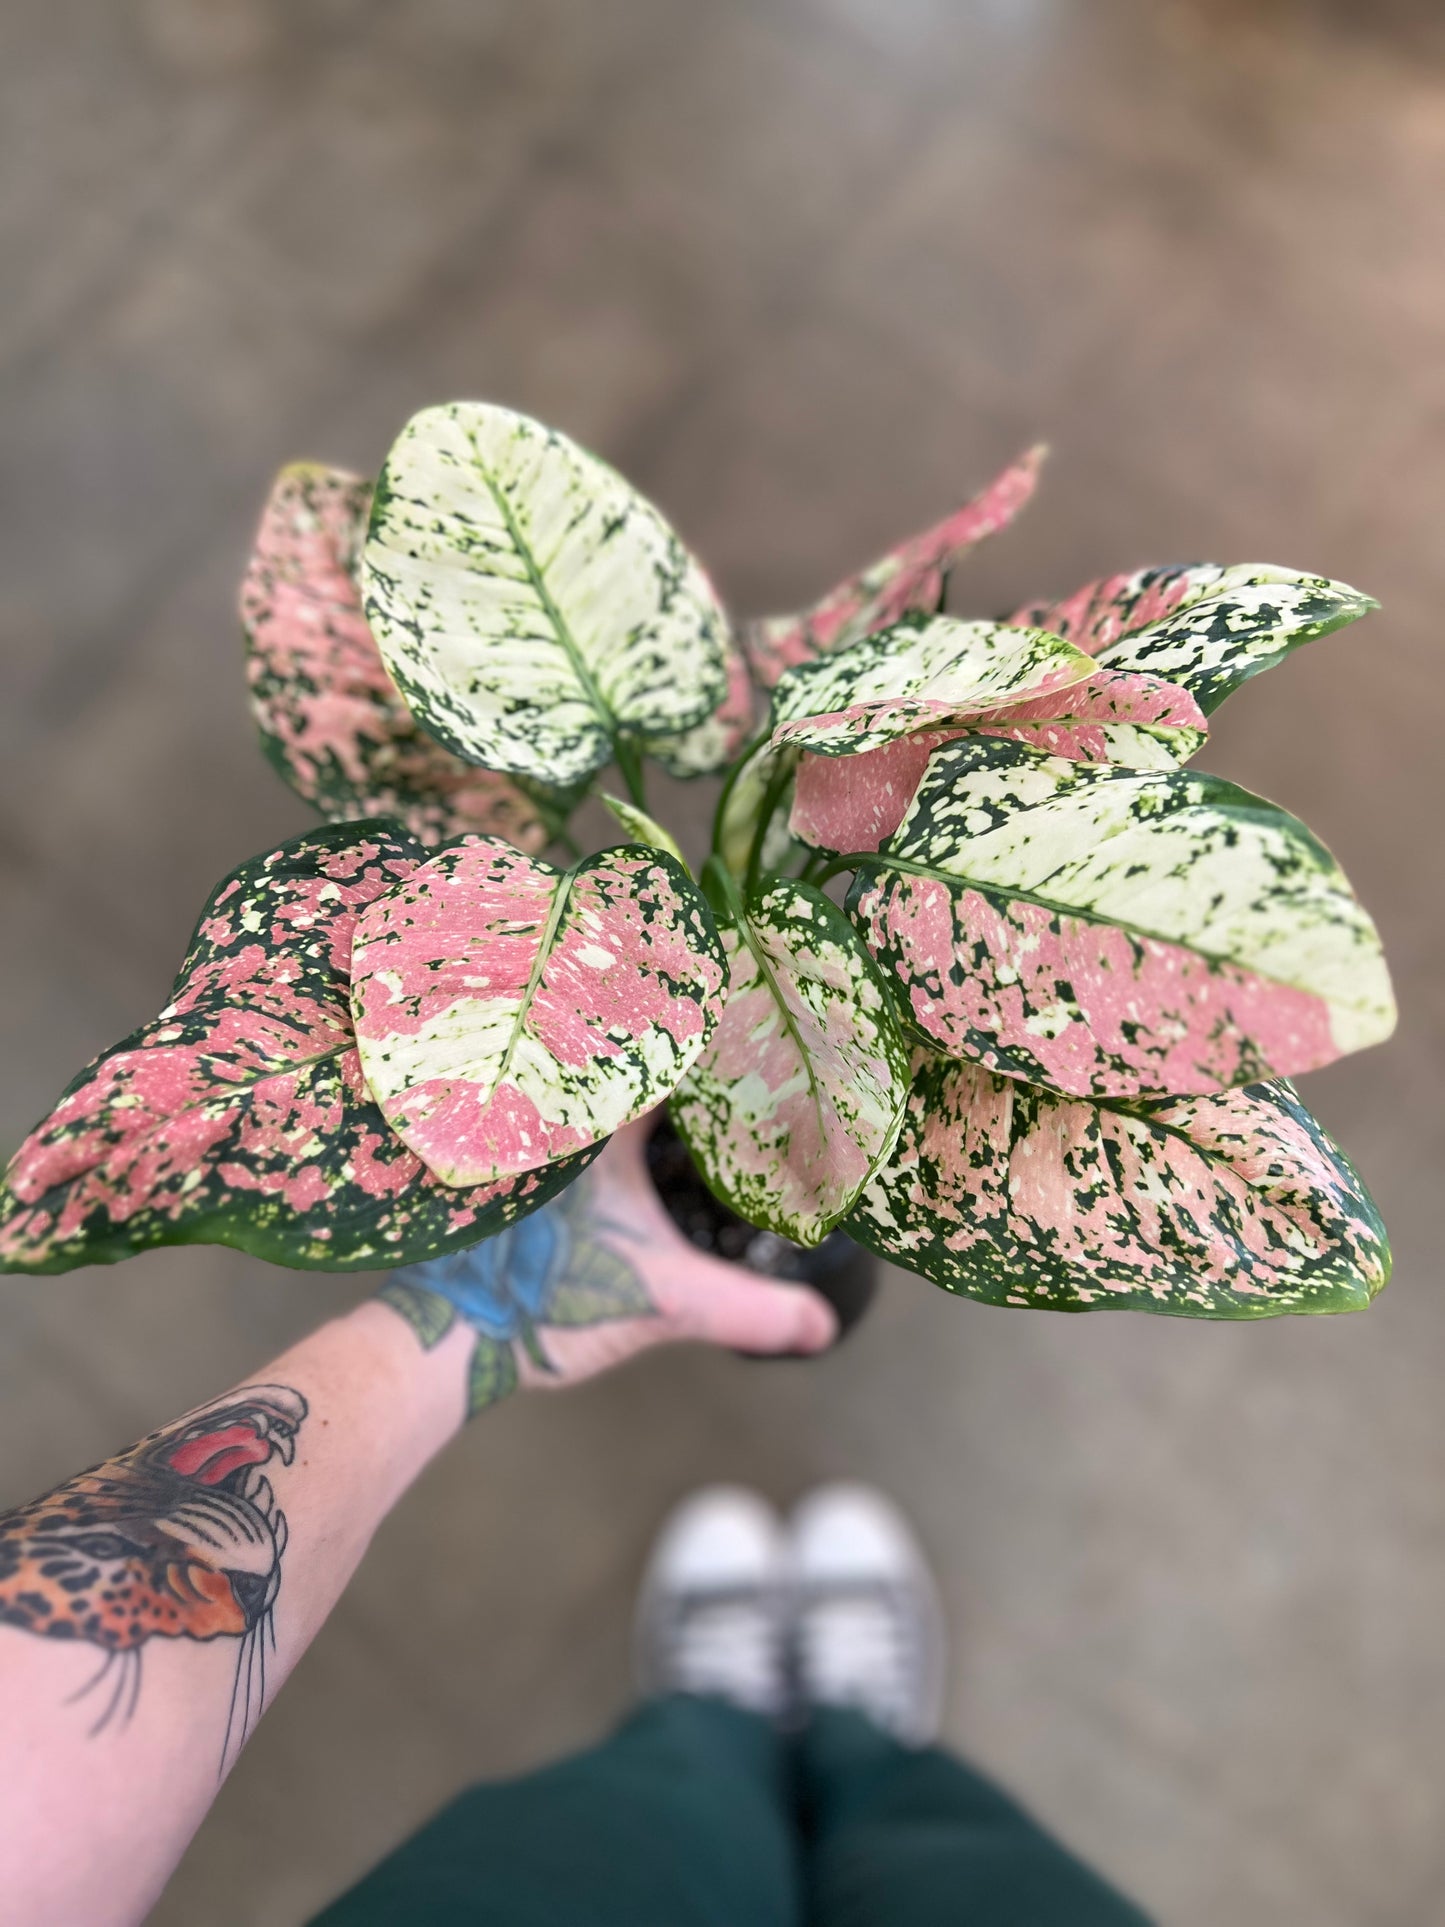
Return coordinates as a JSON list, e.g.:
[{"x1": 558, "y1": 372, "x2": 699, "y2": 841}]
[
  {"x1": 661, "y1": 1585, "x2": 781, "y2": 1711},
  {"x1": 798, "y1": 1582, "x2": 920, "y2": 1733}
]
